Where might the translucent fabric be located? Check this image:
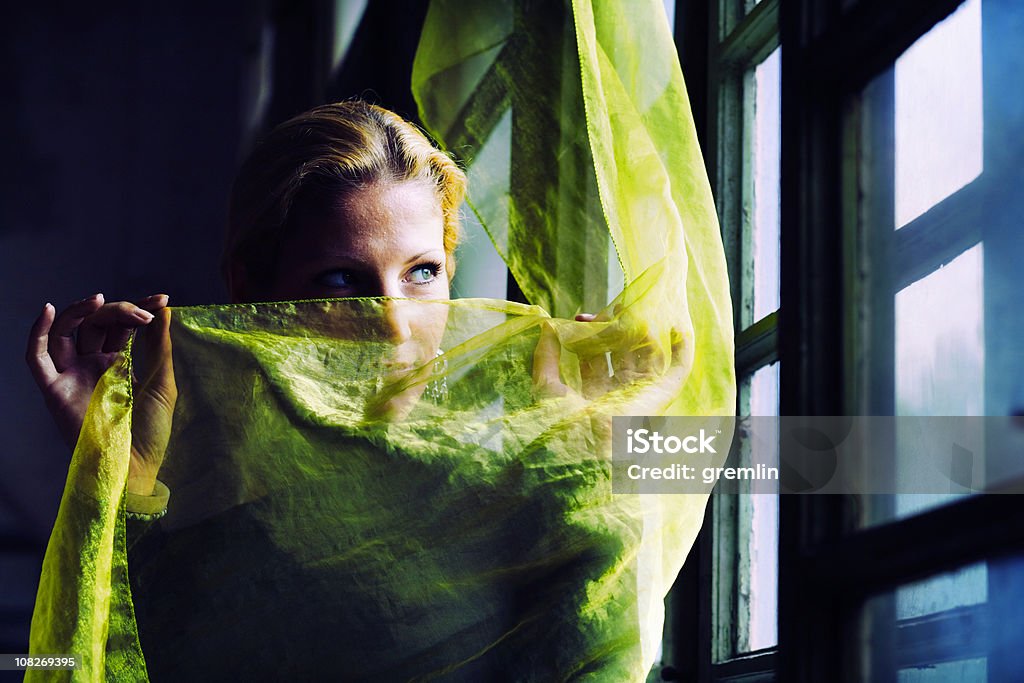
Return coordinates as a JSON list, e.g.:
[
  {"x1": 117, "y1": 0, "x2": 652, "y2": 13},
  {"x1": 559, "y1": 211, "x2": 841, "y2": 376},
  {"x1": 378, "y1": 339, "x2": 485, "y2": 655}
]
[{"x1": 28, "y1": 0, "x2": 733, "y2": 680}]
